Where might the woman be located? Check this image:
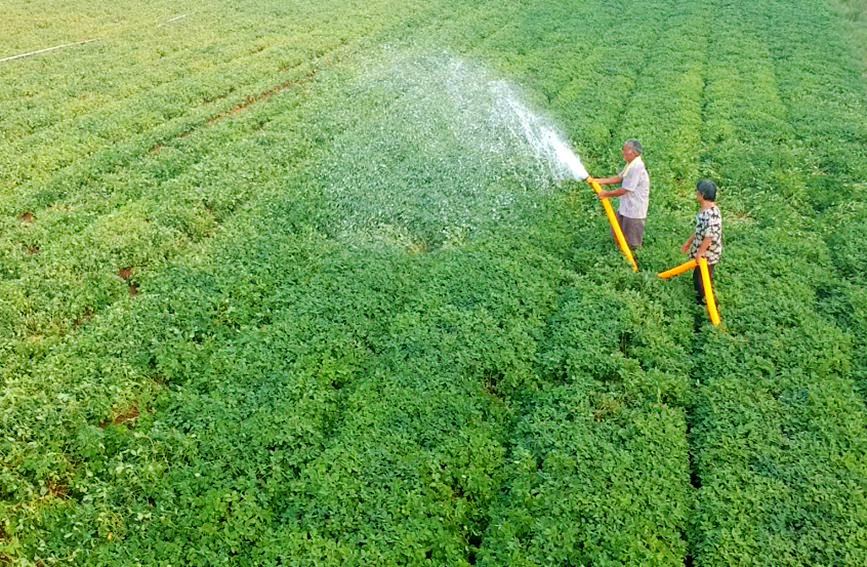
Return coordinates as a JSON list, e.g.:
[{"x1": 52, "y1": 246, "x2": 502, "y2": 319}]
[{"x1": 681, "y1": 179, "x2": 723, "y2": 305}]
